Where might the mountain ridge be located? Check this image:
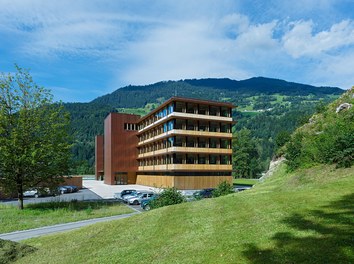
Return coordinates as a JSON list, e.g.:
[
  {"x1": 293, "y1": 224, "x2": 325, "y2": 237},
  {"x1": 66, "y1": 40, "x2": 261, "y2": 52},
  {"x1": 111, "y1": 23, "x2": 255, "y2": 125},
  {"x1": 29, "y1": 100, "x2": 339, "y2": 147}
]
[{"x1": 90, "y1": 77, "x2": 343, "y2": 108}]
